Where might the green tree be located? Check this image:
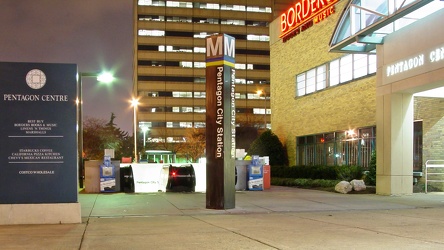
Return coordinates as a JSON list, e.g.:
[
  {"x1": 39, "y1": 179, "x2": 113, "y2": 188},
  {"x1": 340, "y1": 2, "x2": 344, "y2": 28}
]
[
  {"x1": 83, "y1": 113, "x2": 131, "y2": 160},
  {"x1": 105, "y1": 113, "x2": 131, "y2": 159},
  {"x1": 176, "y1": 128, "x2": 205, "y2": 162},
  {"x1": 247, "y1": 130, "x2": 288, "y2": 166}
]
